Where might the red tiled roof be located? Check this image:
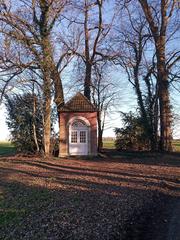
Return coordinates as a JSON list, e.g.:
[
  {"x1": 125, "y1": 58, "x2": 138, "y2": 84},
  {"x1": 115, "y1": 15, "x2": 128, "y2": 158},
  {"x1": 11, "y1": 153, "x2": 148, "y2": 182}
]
[{"x1": 59, "y1": 92, "x2": 97, "y2": 112}]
